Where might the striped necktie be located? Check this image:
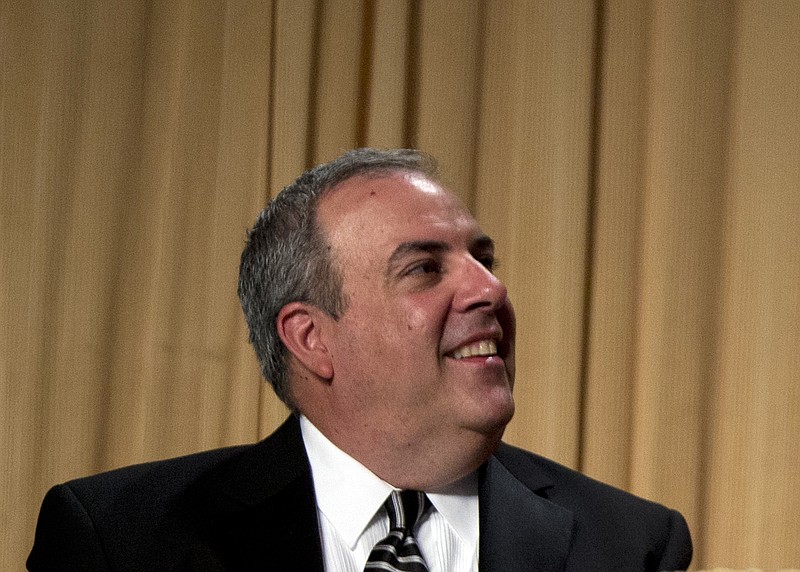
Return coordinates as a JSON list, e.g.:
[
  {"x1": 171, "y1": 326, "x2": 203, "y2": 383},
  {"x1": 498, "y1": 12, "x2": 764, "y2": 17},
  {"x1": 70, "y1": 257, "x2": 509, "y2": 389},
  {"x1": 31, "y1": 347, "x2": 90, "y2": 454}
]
[{"x1": 364, "y1": 490, "x2": 430, "y2": 572}]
